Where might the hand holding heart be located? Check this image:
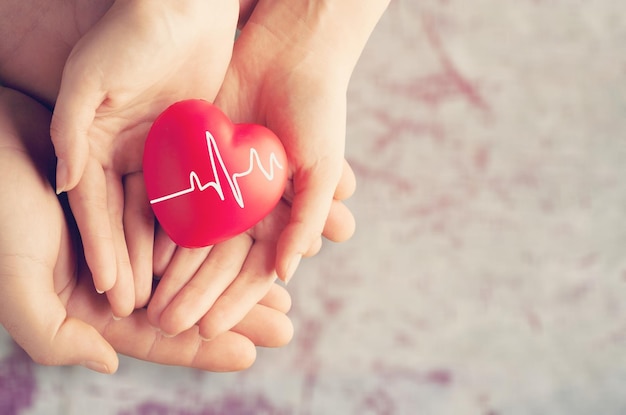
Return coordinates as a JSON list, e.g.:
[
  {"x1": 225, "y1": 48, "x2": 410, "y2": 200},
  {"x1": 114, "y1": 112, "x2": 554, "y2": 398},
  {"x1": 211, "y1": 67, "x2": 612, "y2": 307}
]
[{"x1": 50, "y1": 0, "x2": 240, "y2": 318}]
